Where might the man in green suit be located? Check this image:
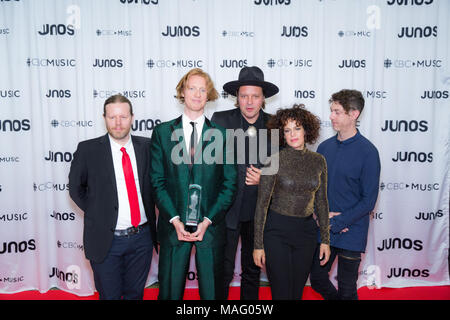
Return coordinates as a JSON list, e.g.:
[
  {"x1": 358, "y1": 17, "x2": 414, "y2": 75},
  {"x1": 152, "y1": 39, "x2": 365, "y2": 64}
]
[{"x1": 150, "y1": 68, "x2": 237, "y2": 300}]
